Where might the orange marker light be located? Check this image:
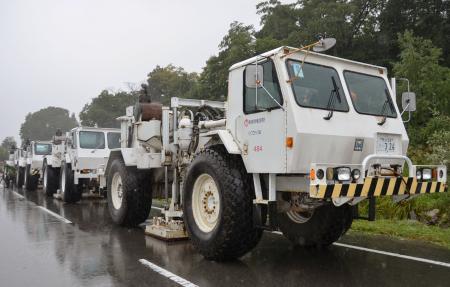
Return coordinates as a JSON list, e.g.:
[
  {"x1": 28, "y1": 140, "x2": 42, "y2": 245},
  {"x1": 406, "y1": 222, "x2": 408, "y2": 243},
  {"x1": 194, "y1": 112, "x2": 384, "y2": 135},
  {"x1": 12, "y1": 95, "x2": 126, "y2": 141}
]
[
  {"x1": 286, "y1": 137, "x2": 294, "y2": 148},
  {"x1": 310, "y1": 169, "x2": 316, "y2": 180}
]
